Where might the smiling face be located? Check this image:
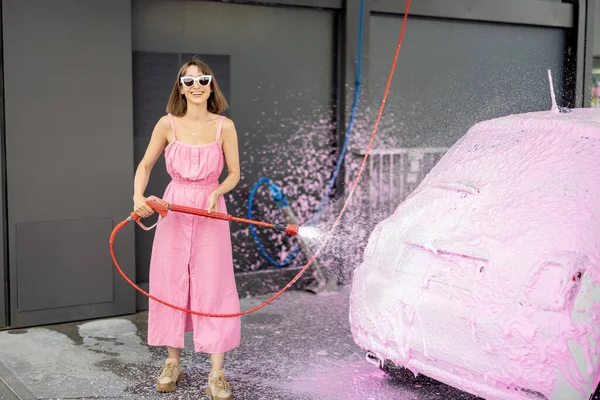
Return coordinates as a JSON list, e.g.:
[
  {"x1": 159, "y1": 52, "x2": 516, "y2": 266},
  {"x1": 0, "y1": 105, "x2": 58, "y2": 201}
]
[
  {"x1": 180, "y1": 65, "x2": 213, "y2": 106},
  {"x1": 166, "y1": 58, "x2": 229, "y2": 116}
]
